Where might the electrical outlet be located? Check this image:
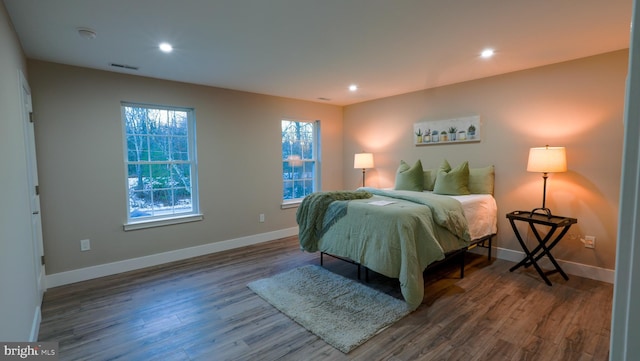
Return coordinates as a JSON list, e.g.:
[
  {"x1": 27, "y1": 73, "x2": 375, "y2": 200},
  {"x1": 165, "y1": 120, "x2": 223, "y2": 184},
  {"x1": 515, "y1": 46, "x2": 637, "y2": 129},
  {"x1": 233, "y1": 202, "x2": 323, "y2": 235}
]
[
  {"x1": 259, "y1": 213, "x2": 265, "y2": 223},
  {"x1": 584, "y1": 235, "x2": 595, "y2": 249},
  {"x1": 80, "y1": 239, "x2": 91, "y2": 251}
]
